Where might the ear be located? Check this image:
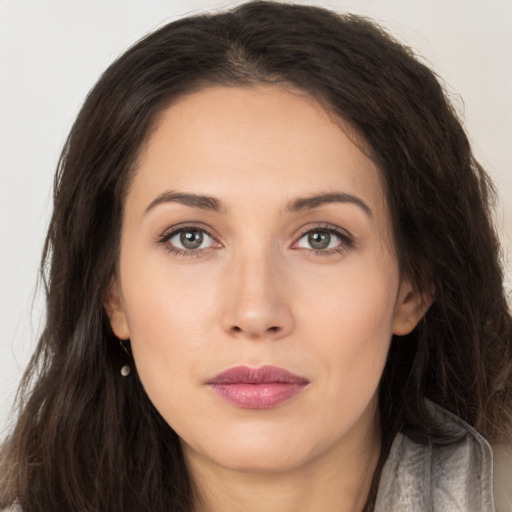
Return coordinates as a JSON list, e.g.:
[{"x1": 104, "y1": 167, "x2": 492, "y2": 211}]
[
  {"x1": 392, "y1": 278, "x2": 434, "y2": 336},
  {"x1": 104, "y1": 278, "x2": 130, "y2": 340}
]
